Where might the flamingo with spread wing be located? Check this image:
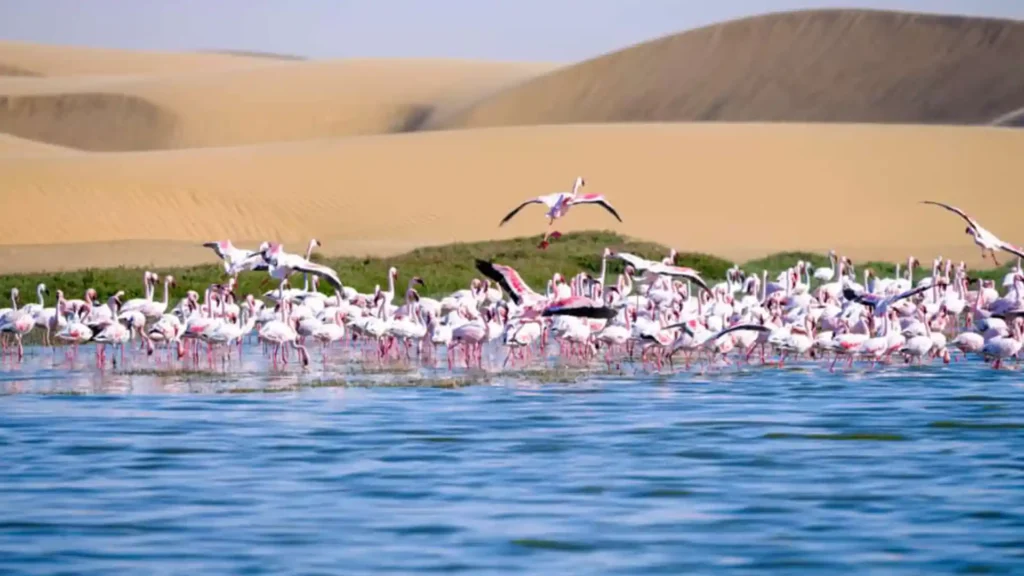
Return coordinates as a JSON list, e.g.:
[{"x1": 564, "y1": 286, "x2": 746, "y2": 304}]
[
  {"x1": 259, "y1": 243, "x2": 344, "y2": 293},
  {"x1": 474, "y1": 259, "x2": 545, "y2": 307},
  {"x1": 202, "y1": 240, "x2": 270, "y2": 276},
  {"x1": 921, "y1": 201, "x2": 1023, "y2": 266},
  {"x1": 611, "y1": 251, "x2": 712, "y2": 295},
  {"x1": 498, "y1": 176, "x2": 622, "y2": 249}
]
